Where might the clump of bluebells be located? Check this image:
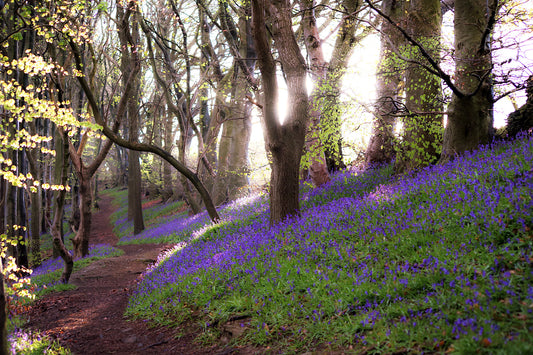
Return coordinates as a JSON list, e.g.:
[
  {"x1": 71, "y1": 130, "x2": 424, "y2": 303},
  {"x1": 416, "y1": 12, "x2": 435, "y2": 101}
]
[
  {"x1": 8, "y1": 329, "x2": 69, "y2": 354},
  {"x1": 127, "y1": 135, "x2": 533, "y2": 353}
]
